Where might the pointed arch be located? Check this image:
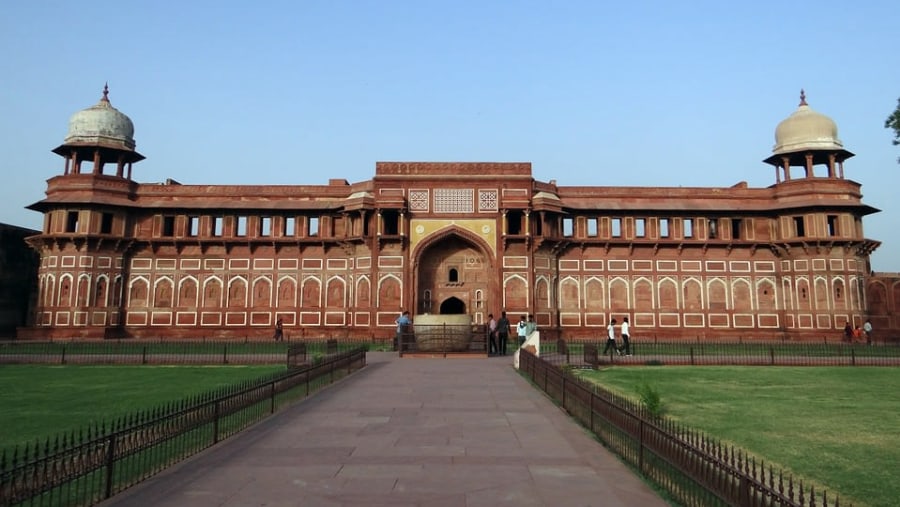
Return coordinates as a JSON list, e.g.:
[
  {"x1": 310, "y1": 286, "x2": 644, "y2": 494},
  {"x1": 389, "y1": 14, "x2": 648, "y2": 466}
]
[
  {"x1": 657, "y1": 276, "x2": 678, "y2": 310},
  {"x1": 584, "y1": 276, "x2": 605, "y2": 311},
  {"x1": 707, "y1": 278, "x2": 727, "y2": 310},
  {"x1": 252, "y1": 276, "x2": 272, "y2": 307},
  {"x1": 277, "y1": 276, "x2": 297, "y2": 307},
  {"x1": 756, "y1": 277, "x2": 777, "y2": 310},
  {"x1": 732, "y1": 277, "x2": 752, "y2": 311},
  {"x1": 535, "y1": 276, "x2": 551, "y2": 310},
  {"x1": 95, "y1": 275, "x2": 109, "y2": 308},
  {"x1": 377, "y1": 274, "x2": 401, "y2": 309},
  {"x1": 112, "y1": 275, "x2": 123, "y2": 307},
  {"x1": 633, "y1": 276, "x2": 653, "y2": 311},
  {"x1": 683, "y1": 277, "x2": 703, "y2": 311},
  {"x1": 832, "y1": 276, "x2": 846, "y2": 310},
  {"x1": 127, "y1": 276, "x2": 149, "y2": 308},
  {"x1": 178, "y1": 276, "x2": 199, "y2": 307},
  {"x1": 559, "y1": 276, "x2": 580, "y2": 310},
  {"x1": 227, "y1": 276, "x2": 247, "y2": 308},
  {"x1": 325, "y1": 276, "x2": 346, "y2": 308},
  {"x1": 796, "y1": 276, "x2": 811, "y2": 310},
  {"x1": 503, "y1": 274, "x2": 527, "y2": 309},
  {"x1": 608, "y1": 276, "x2": 630, "y2": 311},
  {"x1": 813, "y1": 276, "x2": 829, "y2": 310},
  {"x1": 354, "y1": 275, "x2": 371, "y2": 307},
  {"x1": 781, "y1": 277, "x2": 794, "y2": 311},
  {"x1": 154, "y1": 276, "x2": 174, "y2": 308},
  {"x1": 202, "y1": 276, "x2": 223, "y2": 308},
  {"x1": 43, "y1": 274, "x2": 56, "y2": 307},
  {"x1": 302, "y1": 276, "x2": 323, "y2": 308},
  {"x1": 411, "y1": 225, "x2": 494, "y2": 269},
  {"x1": 76, "y1": 274, "x2": 91, "y2": 307}
]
